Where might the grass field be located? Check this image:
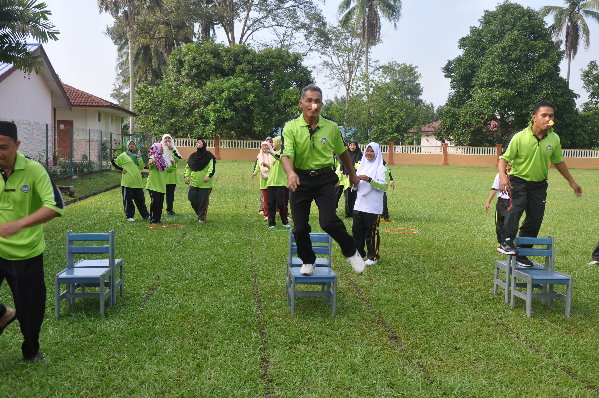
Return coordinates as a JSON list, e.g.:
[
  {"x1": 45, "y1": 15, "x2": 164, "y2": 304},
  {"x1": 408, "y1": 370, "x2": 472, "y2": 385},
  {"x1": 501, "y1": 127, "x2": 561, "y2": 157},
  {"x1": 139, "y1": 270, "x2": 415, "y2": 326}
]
[{"x1": 1, "y1": 162, "x2": 598, "y2": 397}]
